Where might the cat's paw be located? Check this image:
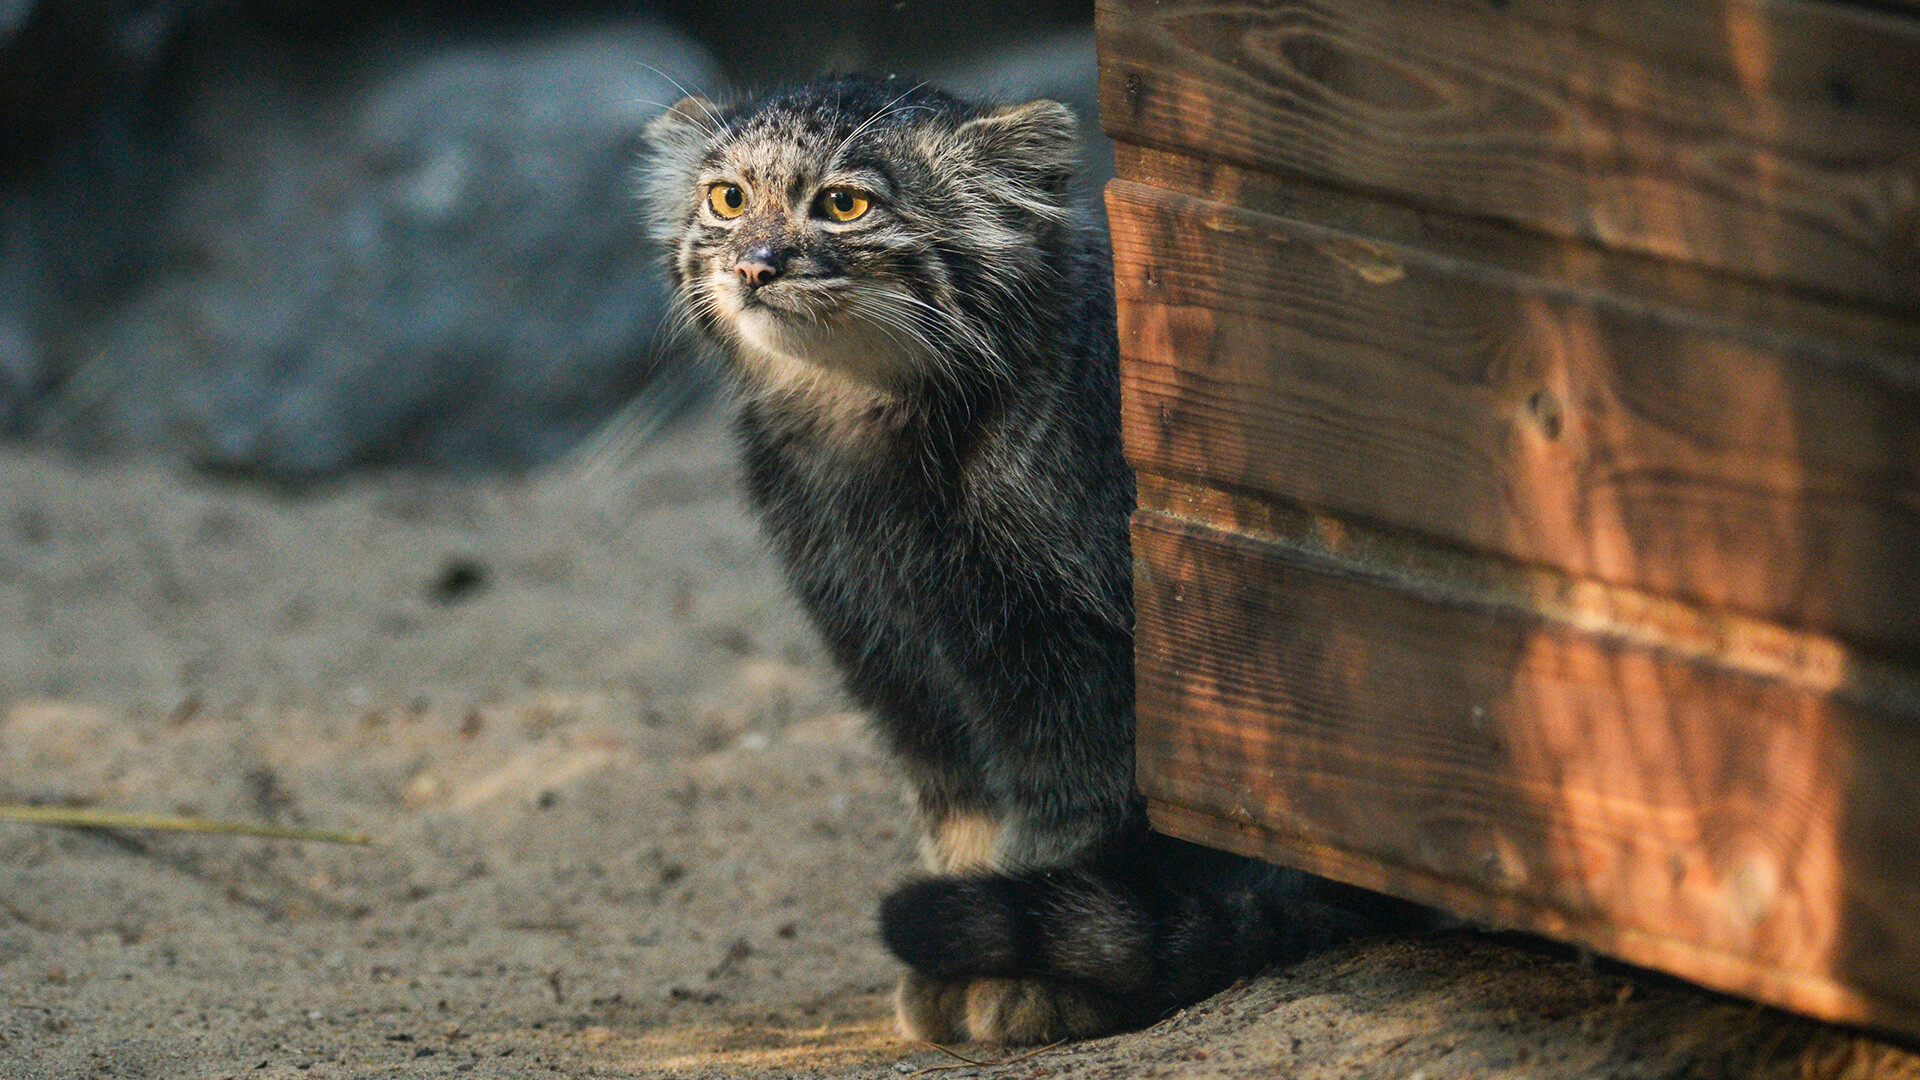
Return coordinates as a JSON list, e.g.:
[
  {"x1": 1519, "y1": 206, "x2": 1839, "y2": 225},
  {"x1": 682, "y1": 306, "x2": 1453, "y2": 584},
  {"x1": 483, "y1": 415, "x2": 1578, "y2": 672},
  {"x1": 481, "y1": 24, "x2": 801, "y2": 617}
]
[
  {"x1": 894, "y1": 970, "x2": 969, "y2": 1044},
  {"x1": 894, "y1": 972, "x2": 1120, "y2": 1045},
  {"x1": 963, "y1": 976, "x2": 1118, "y2": 1044}
]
